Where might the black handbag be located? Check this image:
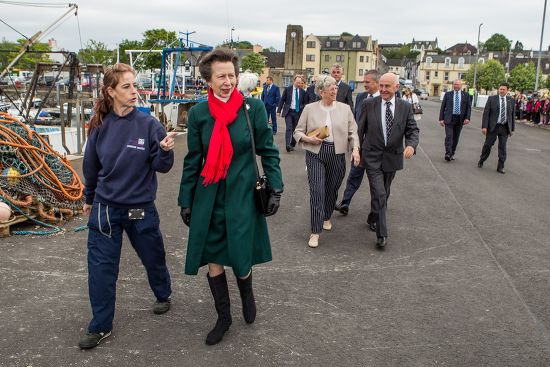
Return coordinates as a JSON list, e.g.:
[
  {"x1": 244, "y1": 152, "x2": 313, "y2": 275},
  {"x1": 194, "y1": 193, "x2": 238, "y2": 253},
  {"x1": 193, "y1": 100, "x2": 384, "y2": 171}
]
[
  {"x1": 242, "y1": 100, "x2": 273, "y2": 216},
  {"x1": 413, "y1": 102, "x2": 423, "y2": 114}
]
